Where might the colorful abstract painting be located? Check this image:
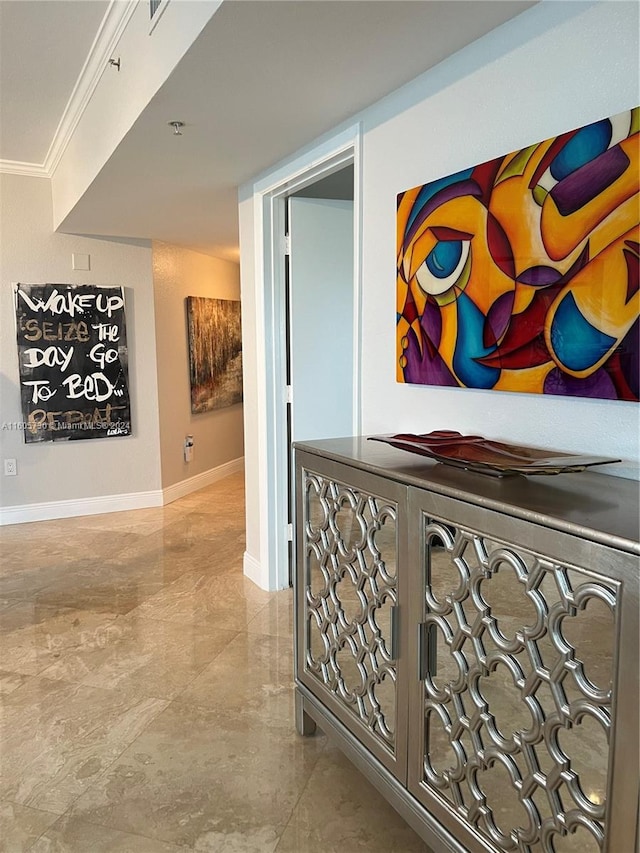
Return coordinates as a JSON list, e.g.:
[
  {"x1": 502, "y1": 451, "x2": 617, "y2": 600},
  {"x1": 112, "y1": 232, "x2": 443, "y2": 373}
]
[
  {"x1": 187, "y1": 297, "x2": 243, "y2": 413},
  {"x1": 396, "y1": 107, "x2": 639, "y2": 401}
]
